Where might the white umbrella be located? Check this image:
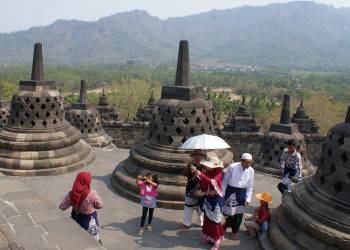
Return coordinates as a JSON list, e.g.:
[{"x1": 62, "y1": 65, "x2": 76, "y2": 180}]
[{"x1": 180, "y1": 134, "x2": 230, "y2": 150}]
